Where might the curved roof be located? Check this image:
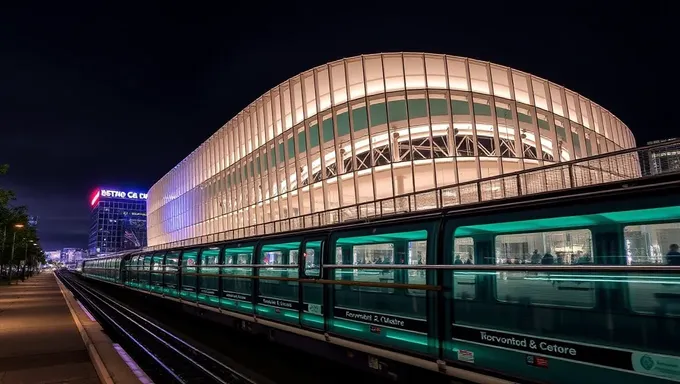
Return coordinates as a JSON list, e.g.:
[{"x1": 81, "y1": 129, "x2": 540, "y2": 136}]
[{"x1": 148, "y1": 52, "x2": 633, "y2": 212}]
